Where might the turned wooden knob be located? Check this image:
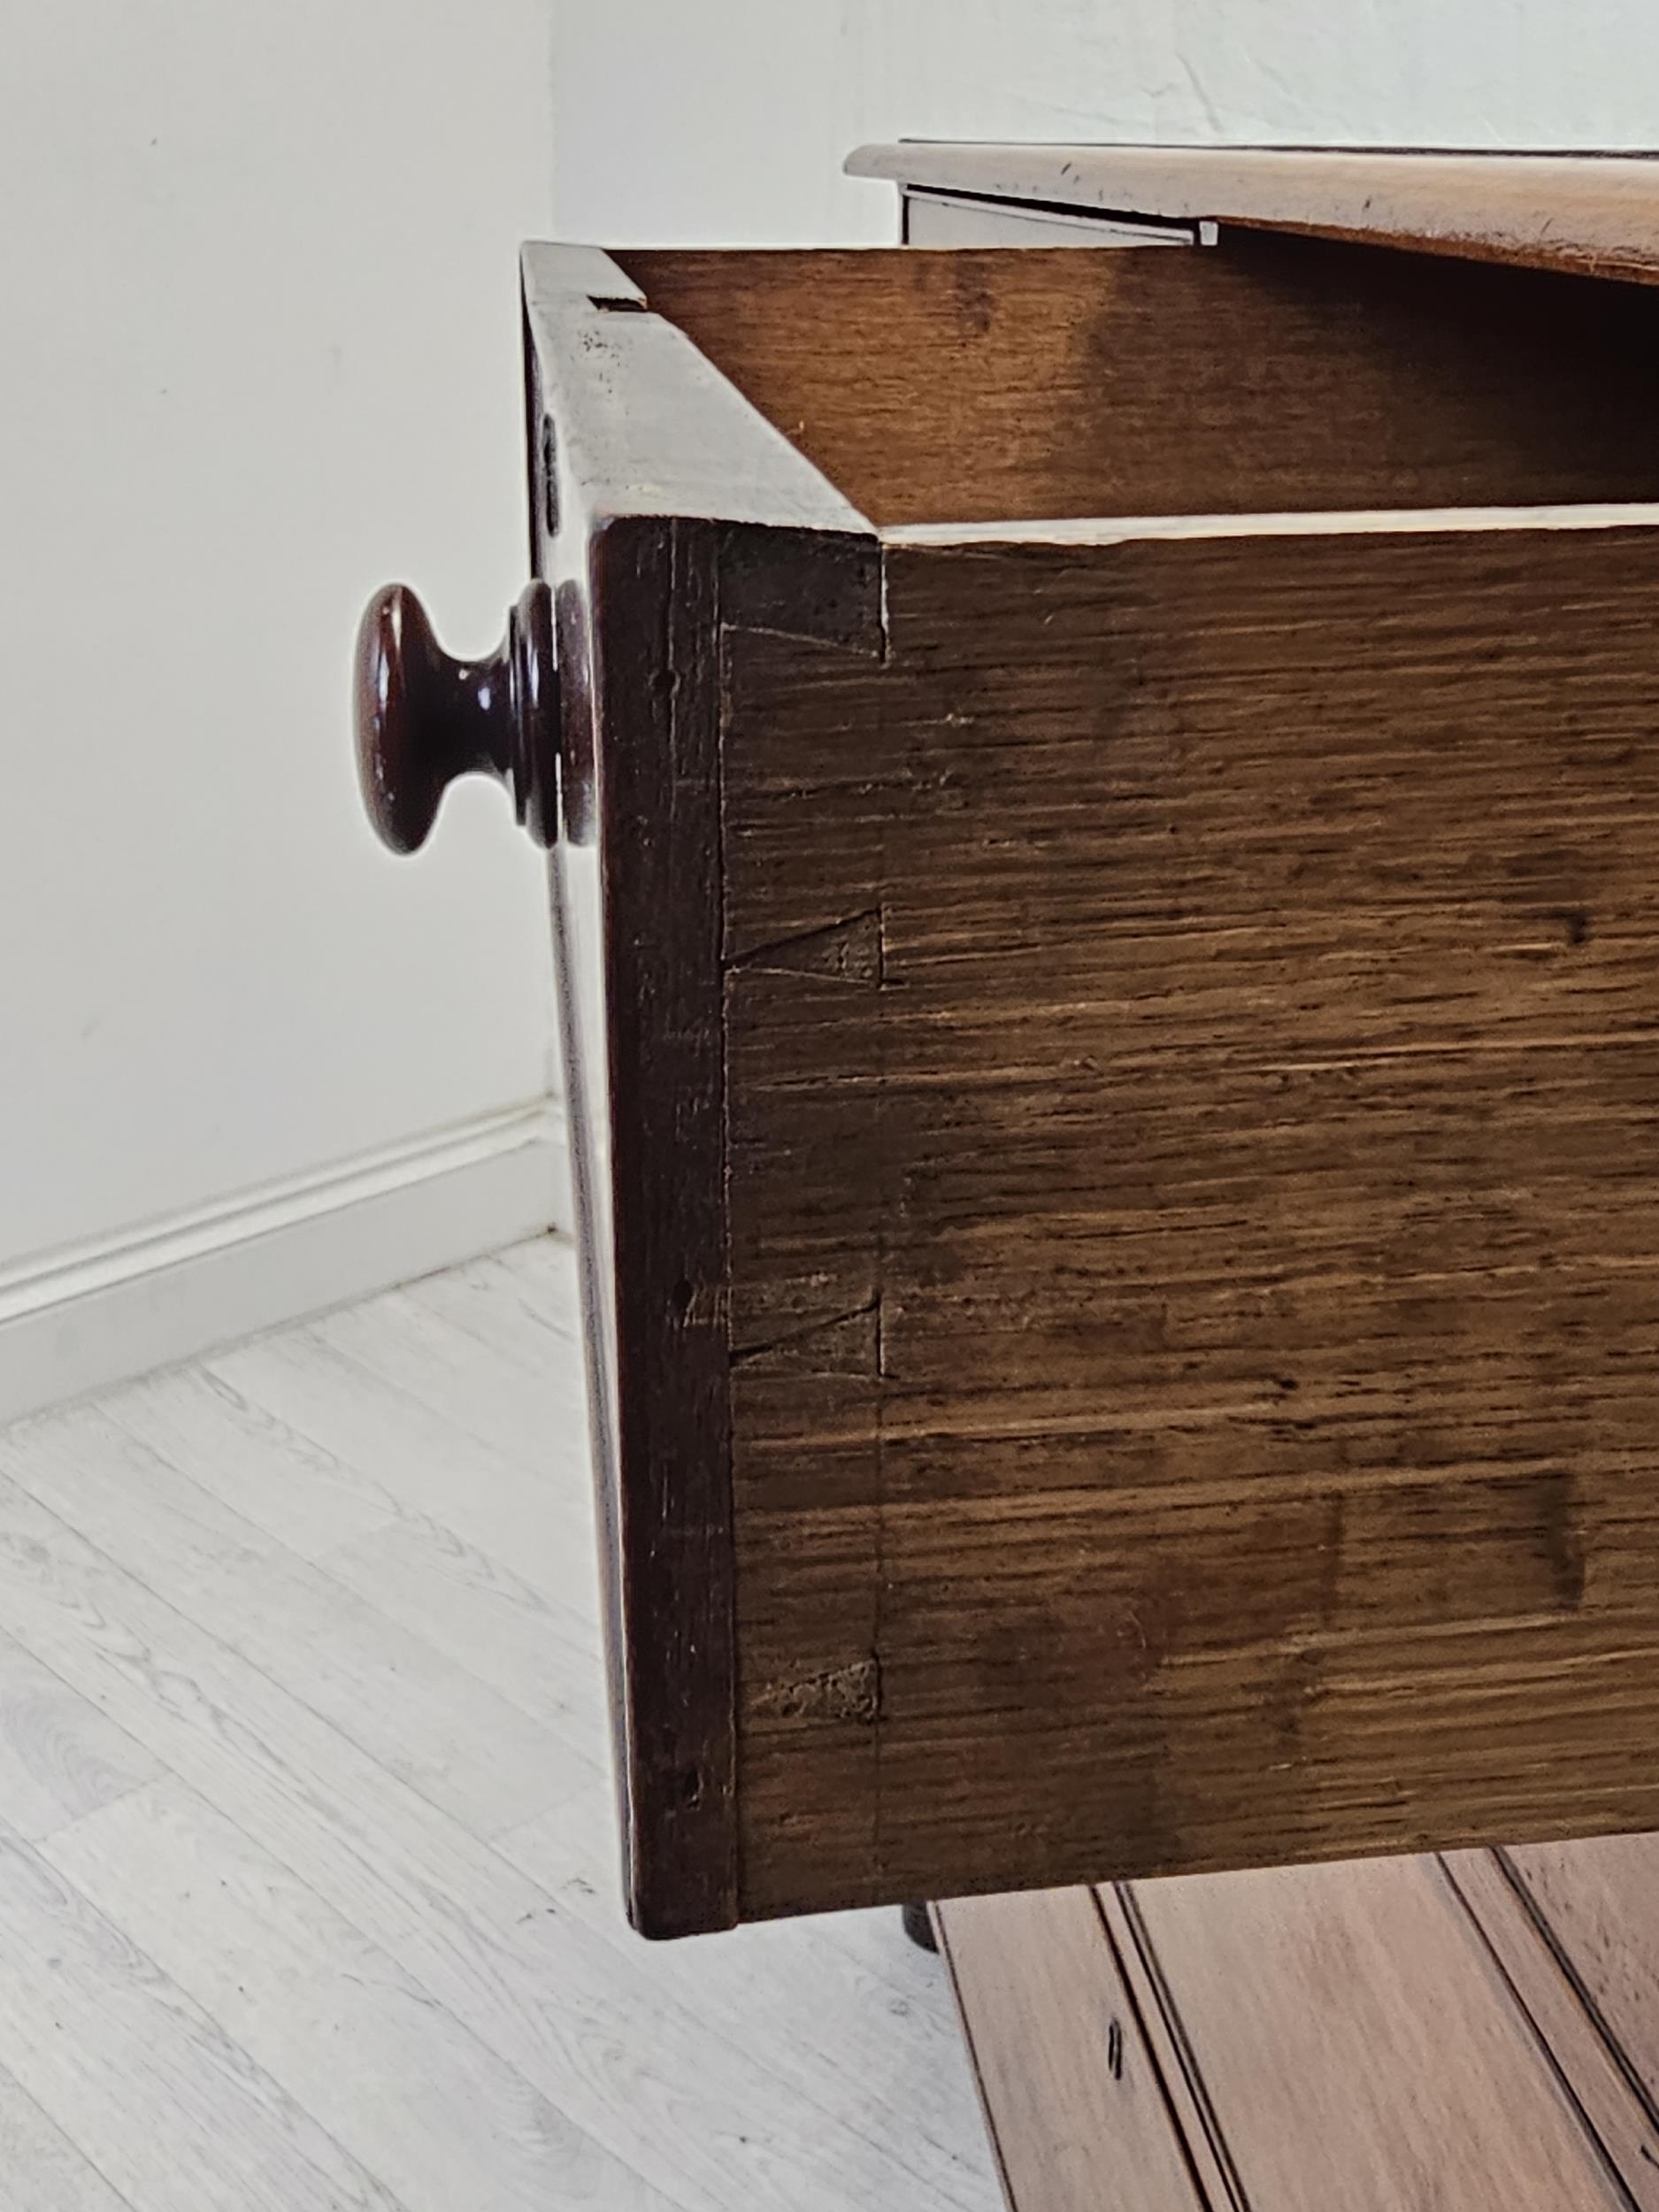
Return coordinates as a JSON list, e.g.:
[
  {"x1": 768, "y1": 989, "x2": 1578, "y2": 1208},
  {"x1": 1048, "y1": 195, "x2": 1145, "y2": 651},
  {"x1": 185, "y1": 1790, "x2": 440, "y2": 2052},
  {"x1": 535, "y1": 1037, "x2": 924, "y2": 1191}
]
[{"x1": 354, "y1": 580, "x2": 558, "y2": 853}]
